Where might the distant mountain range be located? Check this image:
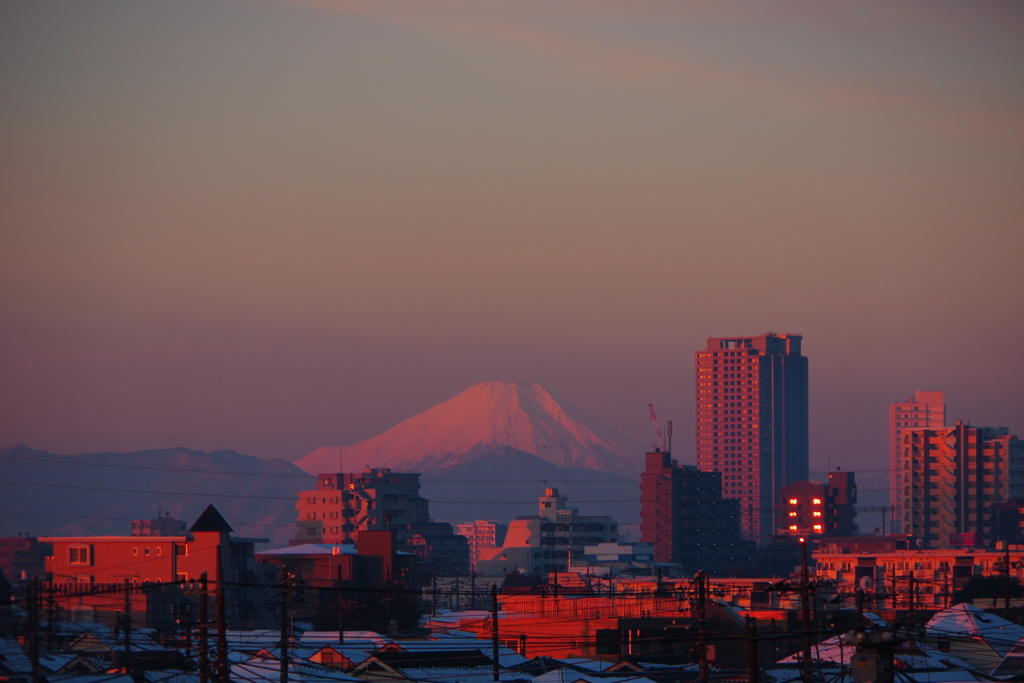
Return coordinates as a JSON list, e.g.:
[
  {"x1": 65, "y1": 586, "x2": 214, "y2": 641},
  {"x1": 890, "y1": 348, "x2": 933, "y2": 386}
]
[
  {"x1": 2, "y1": 382, "x2": 649, "y2": 545},
  {"x1": 297, "y1": 381, "x2": 646, "y2": 477},
  {"x1": 0, "y1": 444, "x2": 313, "y2": 547}
]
